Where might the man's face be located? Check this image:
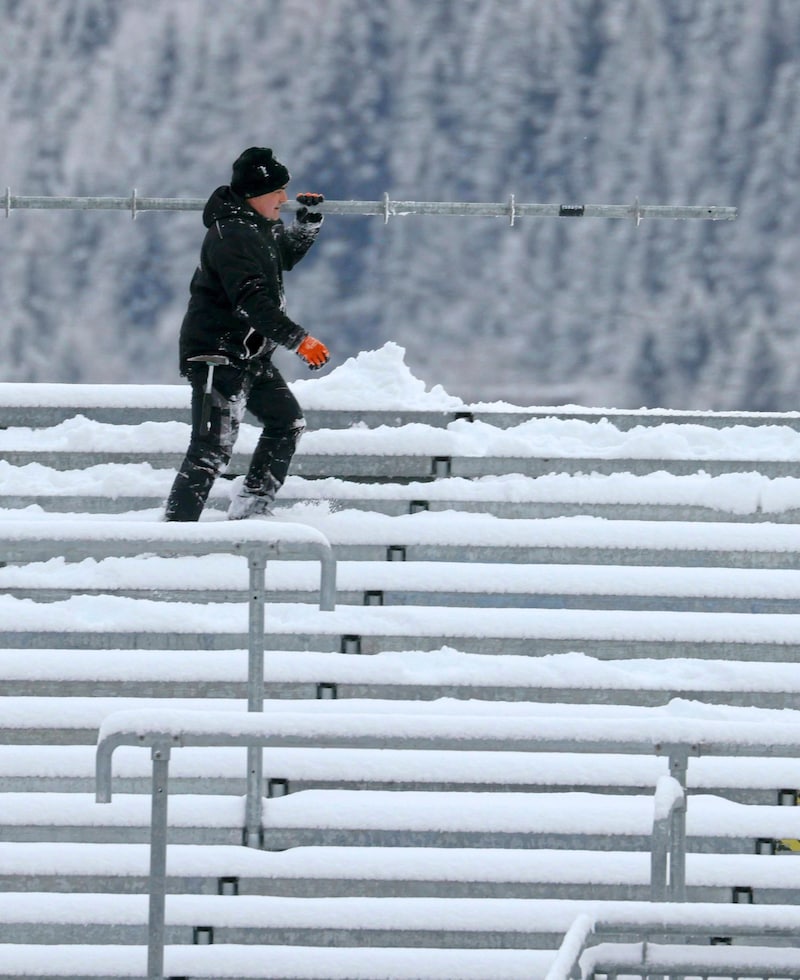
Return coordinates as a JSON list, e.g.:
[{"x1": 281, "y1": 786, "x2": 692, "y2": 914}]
[{"x1": 248, "y1": 186, "x2": 288, "y2": 221}]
